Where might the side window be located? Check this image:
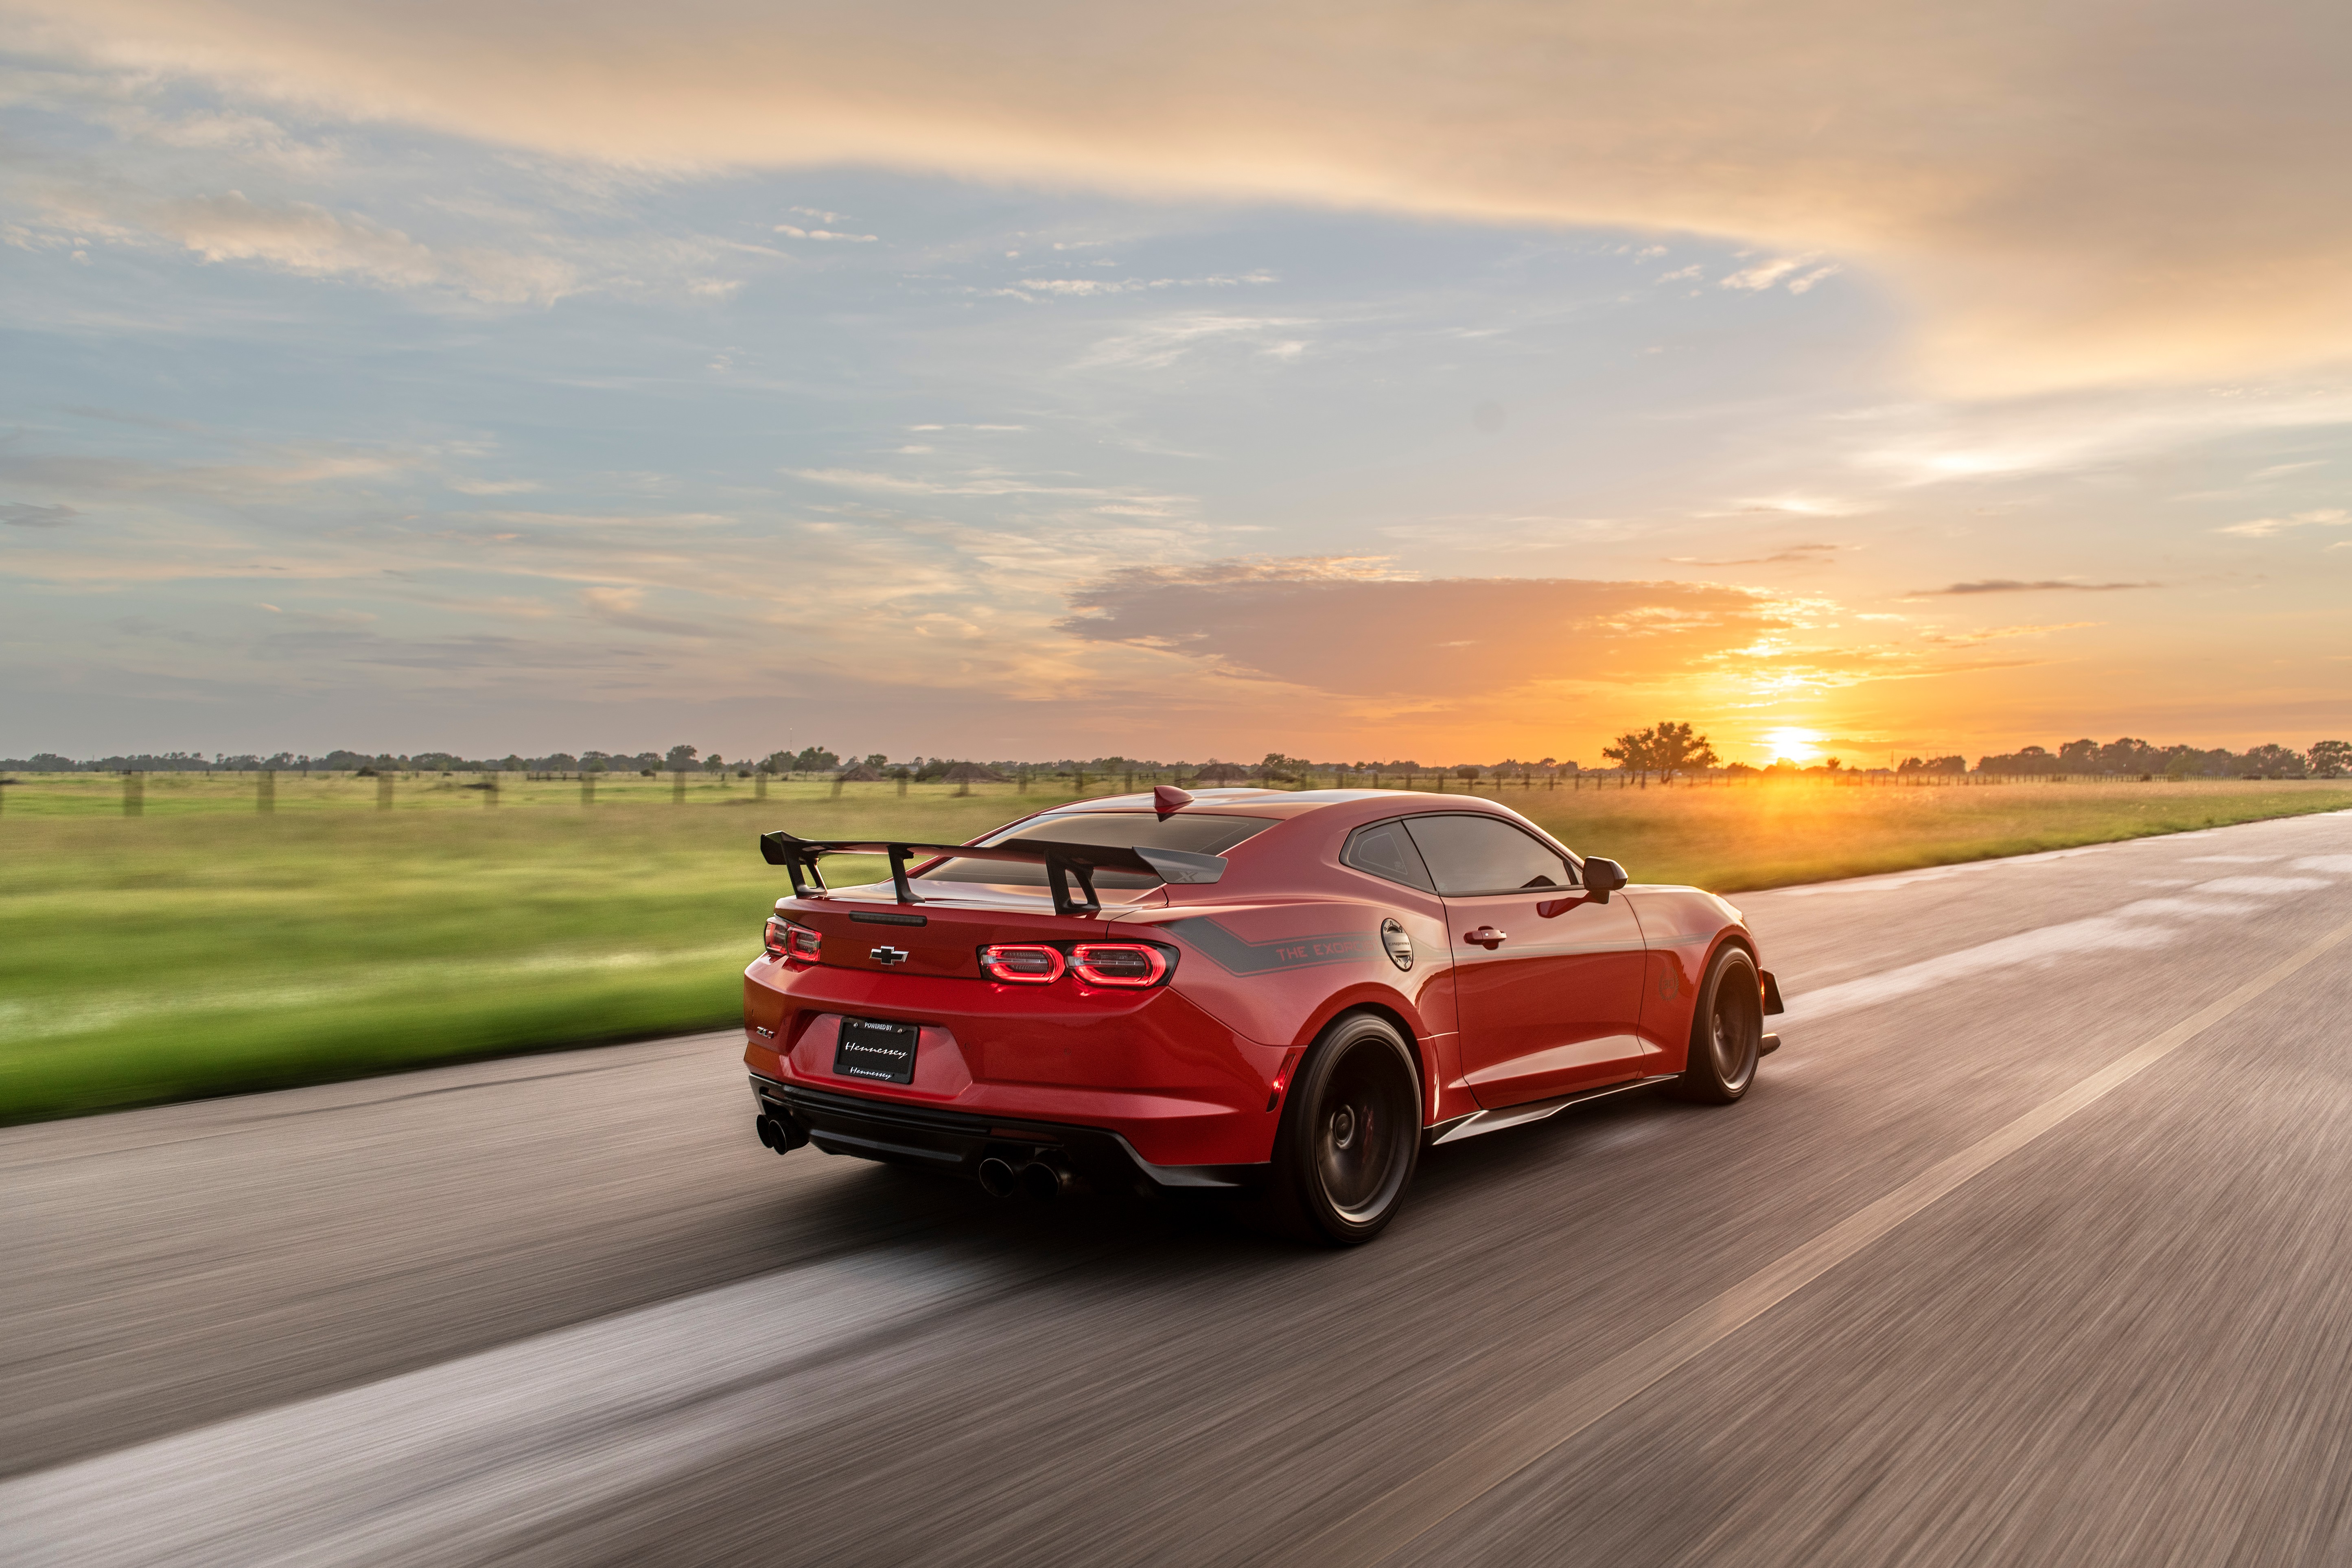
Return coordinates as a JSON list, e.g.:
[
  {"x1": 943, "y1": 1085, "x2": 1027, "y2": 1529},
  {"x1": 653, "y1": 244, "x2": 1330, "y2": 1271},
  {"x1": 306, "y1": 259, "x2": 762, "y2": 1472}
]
[
  {"x1": 1402, "y1": 815, "x2": 1577, "y2": 896},
  {"x1": 1341, "y1": 820, "x2": 1435, "y2": 892}
]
